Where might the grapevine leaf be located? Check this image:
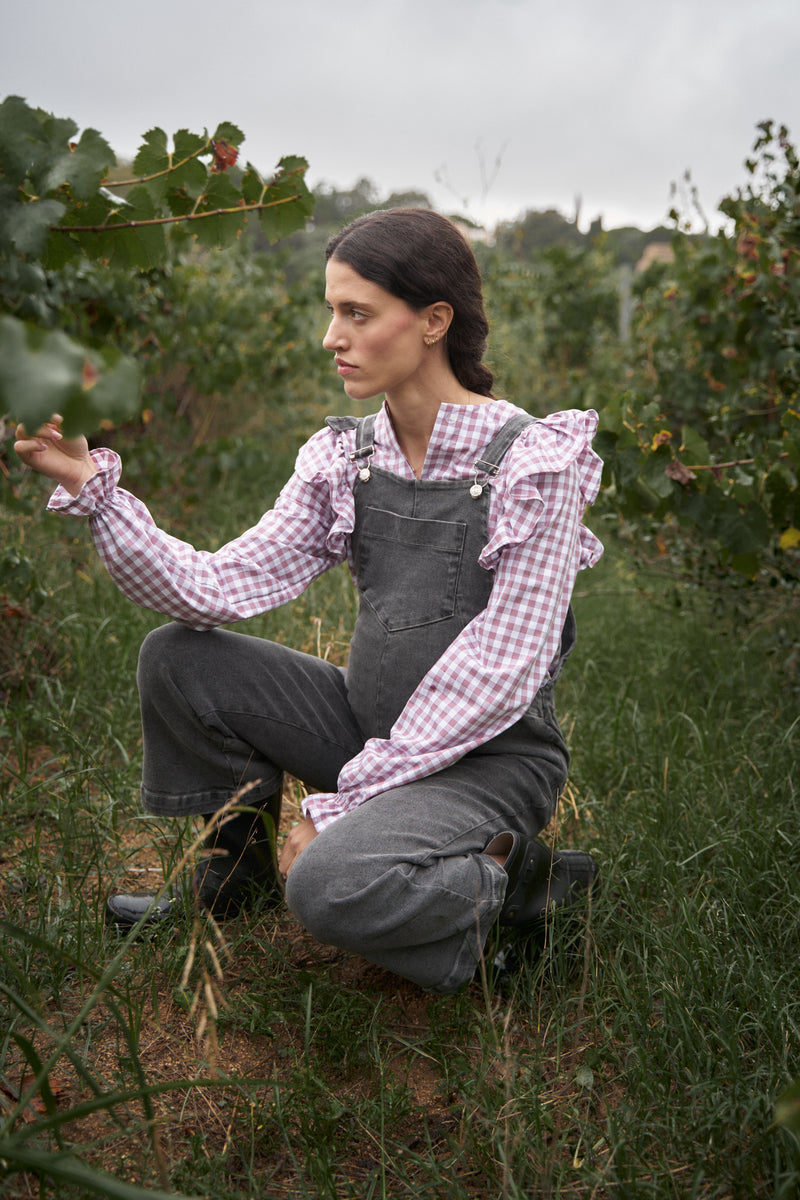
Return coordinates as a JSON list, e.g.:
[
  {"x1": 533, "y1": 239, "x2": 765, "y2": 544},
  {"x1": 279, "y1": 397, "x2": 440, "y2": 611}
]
[
  {"x1": 42, "y1": 127, "x2": 115, "y2": 200},
  {"x1": 258, "y1": 155, "x2": 313, "y2": 243},
  {"x1": 0, "y1": 95, "x2": 46, "y2": 186},
  {"x1": 170, "y1": 155, "x2": 207, "y2": 198},
  {"x1": 173, "y1": 128, "x2": 208, "y2": 160},
  {"x1": 193, "y1": 208, "x2": 247, "y2": 250},
  {"x1": 277, "y1": 154, "x2": 310, "y2": 176},
  {"x1": 615, "y1": 444, "x2": 643, "y2": 489},
  {"x1": 44, "y1": 193, "x2": 113, "y2": 268},
  {"x1": 682, "y1": 489, "x2": 718, "y2": 529},
  {"x1": 199, "y1": 172, "x2": 241, "y2": 210},
  {"x1": 97, "y1": 185, "x2": 167, "y2": 269},
  {"x1": 166, "y1": 186, "x2": 195, "y2": 218},
  {"x1": 40, "y1": 226, "x2": 83, "y2": 270},
  {"x1": 35, "y1": 110, "x2": 80, "y2": 156},
  {"x1": 0, "y1": 315, "x2": 141, "y2": 435},
  {"x1": 241, "y1": 165, "x2": 265, "y2": 205},
  {"x1": 640, "y1": 447, "x2": 676, "y2": 500},
  {"x1": 679, "y1": 424, "x2": 711, "y2": 466},
  {"x1": 60, "y1": 346, "x2": 142, "y2": 437},
  {"x1": 0, "y1": 315, "x2": 85, "y2": 428},
  {"x1": 212, "y1": 122, "x2": 245, "y2": 146},
  {"x1": 24, "y1": 111, "x2": 81, "y2": 195},
  {"x1": 763, "y1": 462, "x2": 797, "y2": 525},
  {"x1": 132, "y1": 128, "x2": 169, "y2": 176},
  {"x1": 169, "y1": 129, "x2": 209, "y2": 195},
  {"x1": 0, "y1": 178, "x2": 18, "y2": 217},
  {"x1": 61, "y1": 192, "x2": 114, "y2": 228},
  {"x1": 193, "y1": 173, "x2": 246, "y2": 249},
  {"x1": 717, "y1": 501, "x2": 770, "y2": 556},
  {"x1": 5, "y1": 198, "x2": 65, "y2": 256},
  {"x1": 597, "y1": 397, "x2": 626, "y2": 435}
]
